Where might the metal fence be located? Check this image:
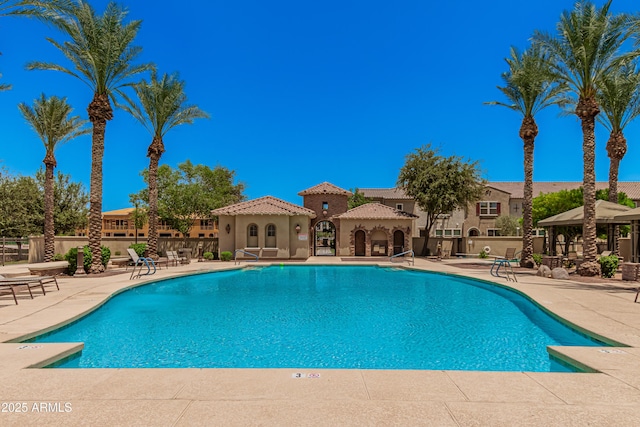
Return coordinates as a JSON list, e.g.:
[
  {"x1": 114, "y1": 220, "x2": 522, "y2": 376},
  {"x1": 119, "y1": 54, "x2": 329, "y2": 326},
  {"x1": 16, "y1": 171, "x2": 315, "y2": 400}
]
[
  {"x1": 27, "y1": 236, "x2": 219, "y2": 263},
  {"x1": 1, "y1": 237, "x2": 30, "y2": 266}
]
